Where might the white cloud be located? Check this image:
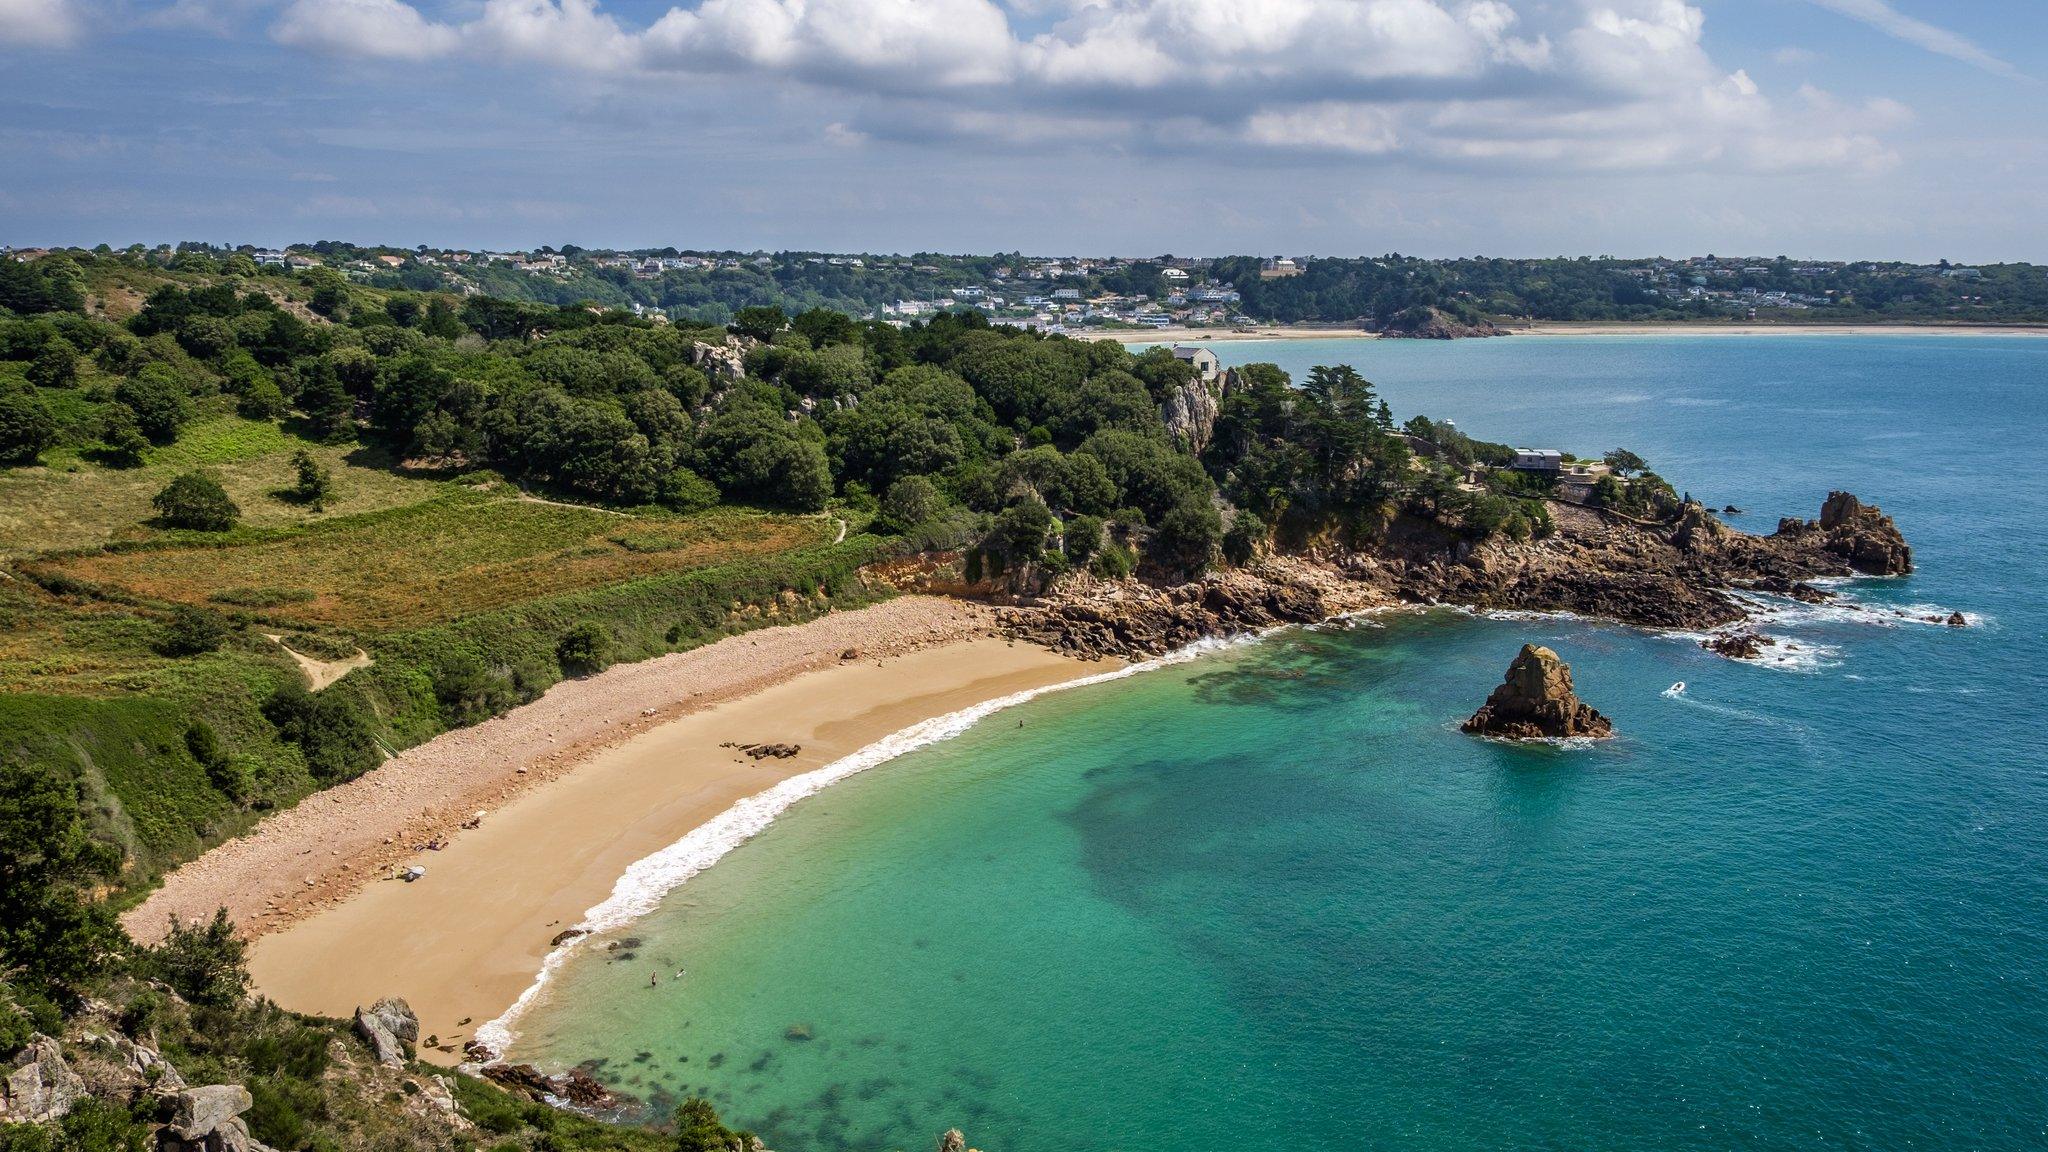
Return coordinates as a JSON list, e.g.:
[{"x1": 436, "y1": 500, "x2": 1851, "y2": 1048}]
[
  {"x1": 272, "y1": 0, "x2": 459, "y2": 59},
  {"x1": 1803, "y1": 0, "x2": 2018, "y2": 79},
  {"x1": 0, "y1": 0, "x2": 83, "y2": 46},
  {"x1": 252, "y1": 0, "x2": 1911, "y2": 177}
]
